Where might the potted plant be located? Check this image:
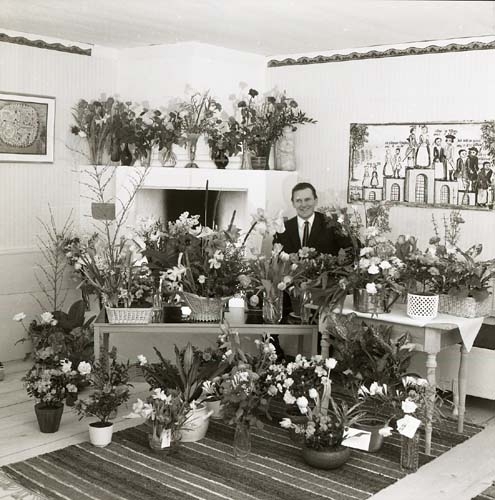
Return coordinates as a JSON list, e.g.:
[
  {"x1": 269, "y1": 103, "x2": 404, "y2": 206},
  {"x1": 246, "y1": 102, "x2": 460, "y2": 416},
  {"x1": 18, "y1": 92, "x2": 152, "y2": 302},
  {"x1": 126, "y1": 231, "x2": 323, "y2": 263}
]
[
  {"x1": 280, "y1": 379, "x2": 365, "y2": 469},
  {"x1": 236, "y1": 88, "x2": 316, "y2": 170},
  {"x1": 24, "y1": 349, "x2": 91, "y2": 433},
  {"x1": 130, "y1": 388, "x2": 191, "y2": 453},
  {"x1": 75, "y1": 349, "x2": 132, "y2": 447},
  {"x1": 206, "y1": 116, "x2": 243, "y2": 169},
  {"x1": 428, "y1": 211, "x2": 495, "y2": 317},
  {"x1": 0, "y1": 362, "x2": 4, "y2": 382},
  {"x1": 138, "y1": 341, "x2": 228, "y2": 442}
]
